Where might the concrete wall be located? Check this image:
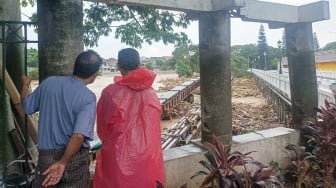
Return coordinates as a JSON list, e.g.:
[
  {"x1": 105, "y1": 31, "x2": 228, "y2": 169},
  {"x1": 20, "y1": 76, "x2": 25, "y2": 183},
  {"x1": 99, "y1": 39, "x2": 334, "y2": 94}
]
[{"x1": 163, "y1": 127, "x2": 300, "y2": 188}]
